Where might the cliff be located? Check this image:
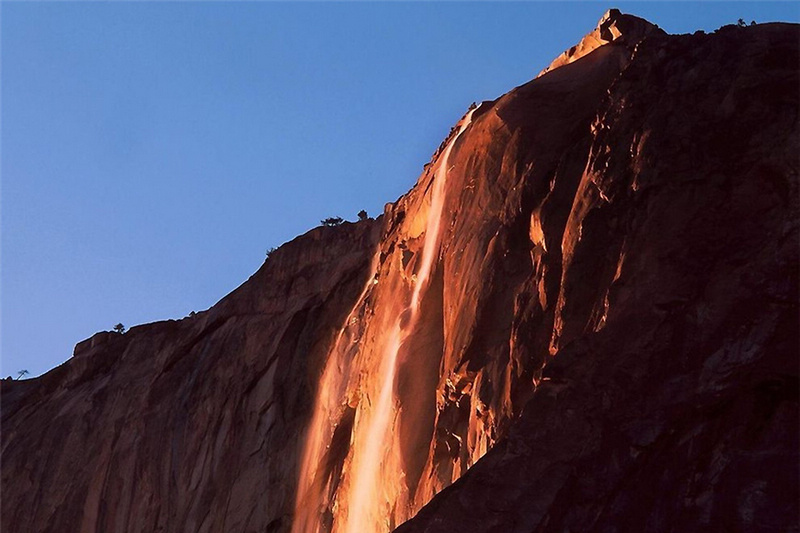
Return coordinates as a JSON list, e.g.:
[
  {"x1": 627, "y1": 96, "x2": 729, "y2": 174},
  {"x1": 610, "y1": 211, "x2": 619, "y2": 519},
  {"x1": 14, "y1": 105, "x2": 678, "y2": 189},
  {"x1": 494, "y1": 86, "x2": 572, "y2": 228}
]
[{"x1": 2, "y1": 10, "x2": 798, "y2": 533}]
